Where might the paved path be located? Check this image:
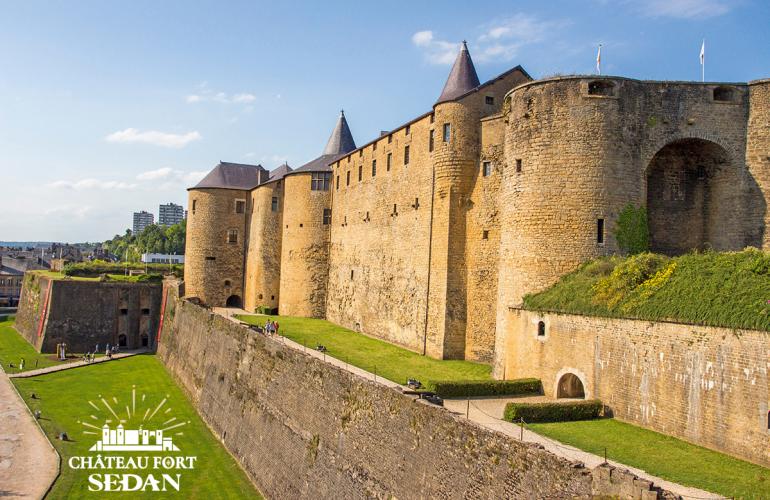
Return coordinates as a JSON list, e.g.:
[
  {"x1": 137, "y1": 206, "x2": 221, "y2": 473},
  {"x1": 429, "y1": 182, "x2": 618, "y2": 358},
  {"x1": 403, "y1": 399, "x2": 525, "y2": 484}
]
[
  {"x1": 0, "y1": 367, "x2": 58, "y2": 499},
  {"x1": 8, "y1": 350, "x2": 147, "y2": 379},
  {"x1": 218, "y1": 308, "x2": 723, "y2": 500}
]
